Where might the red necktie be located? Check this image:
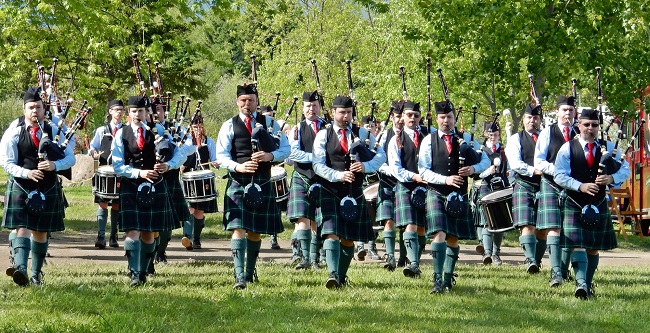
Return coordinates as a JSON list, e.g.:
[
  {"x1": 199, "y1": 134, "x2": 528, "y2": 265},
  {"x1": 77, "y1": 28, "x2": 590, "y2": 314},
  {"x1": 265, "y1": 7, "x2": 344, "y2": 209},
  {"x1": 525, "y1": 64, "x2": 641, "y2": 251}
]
[
  {"x1": 137, "y1": 127, "x2": 145, "y2": 151},
  {"x1": 531, "y1": 132, "x2": 538, "y2": 143},
  {"x1": 112, "y1": 125, "x2": 118, "y2": 137},
  {"x1": 413, "y1": 131, "x2": 419, "y2": 148},
  {"x1": 245, "y1": 116, "x2": 253, "y2": 134},
  {"x1": 492, "y1": 144, "x2": 497, "y2": 153},
  {"x1": 29, "y1": 126, "x2": 40, "y2": 147},
  {"x1": 586, "y1": 142, "x2": 595, "y2": 168},
  {"x1": 339, "y1": 128, "x2": 348, "y2": 154},
  {"x1": 312, "y1": 120, "x2": 319, "y2": 134},
  {"x1": 563, "y1": 127, "x2": 570, "y2": 142},
  {"x1": 444, "y1": 135, "x2": 452, "y2": 154}
]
